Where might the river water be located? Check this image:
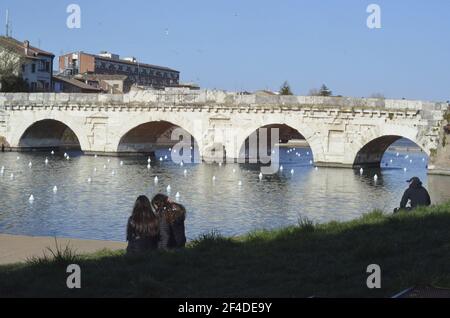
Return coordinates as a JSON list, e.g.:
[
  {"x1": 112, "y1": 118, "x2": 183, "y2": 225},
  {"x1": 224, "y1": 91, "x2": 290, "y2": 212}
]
[{"x1": 1, "y1": 146, "x2": 449, "y2": 242}]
